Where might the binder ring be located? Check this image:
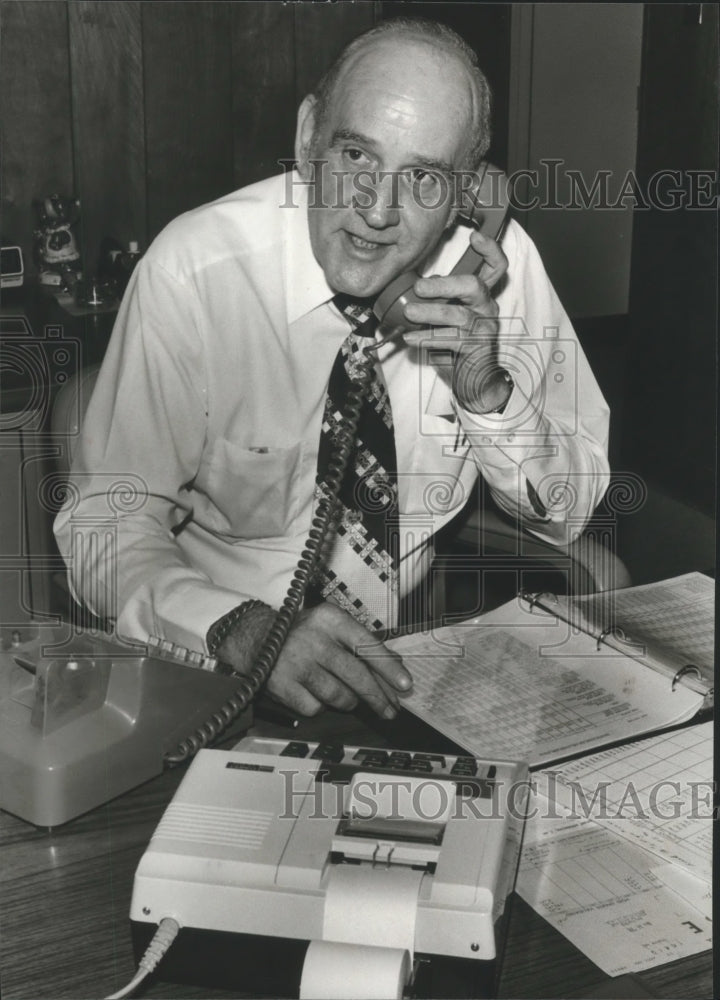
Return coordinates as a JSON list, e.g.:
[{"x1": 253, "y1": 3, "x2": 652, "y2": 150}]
[
  {"x1": 522, "y1": 590, "x2": 558, "y2": 610},
  {"x1": 671, "y1": 663, "x2": 702, "y2": 691},
  {"x1": 596, "y1": 626, "x2": 628, "y2": 651}
]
